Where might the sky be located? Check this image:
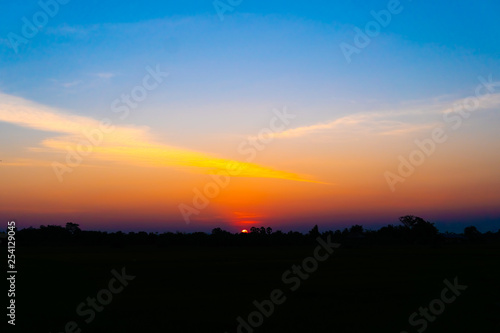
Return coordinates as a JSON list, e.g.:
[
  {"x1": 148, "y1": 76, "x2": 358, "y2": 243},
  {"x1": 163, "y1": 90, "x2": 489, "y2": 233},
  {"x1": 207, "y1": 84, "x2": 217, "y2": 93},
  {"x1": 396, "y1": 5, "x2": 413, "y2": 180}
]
[{"x1": 1, "y1": 0, "x2": 499, "y2": 233}]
